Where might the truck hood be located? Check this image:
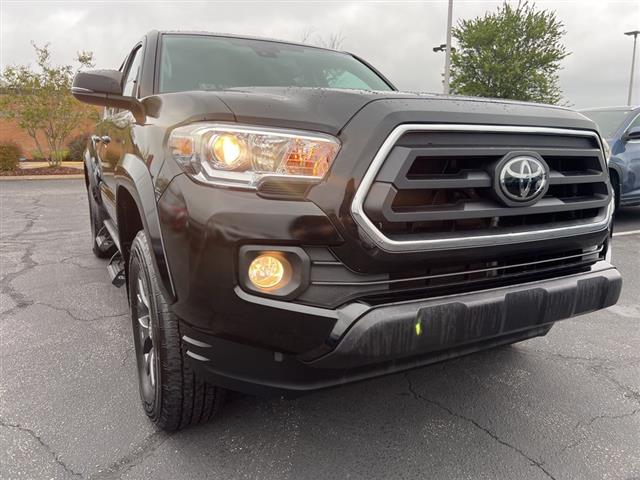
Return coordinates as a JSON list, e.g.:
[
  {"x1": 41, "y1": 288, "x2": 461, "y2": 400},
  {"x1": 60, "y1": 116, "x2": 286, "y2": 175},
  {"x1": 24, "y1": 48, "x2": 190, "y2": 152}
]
[
  {"x1": 145, "y1": 87, "x2": 596, "y2": 135},
  {"x1": 211, "y1": 87, "x2": 385, "y2": 135}
]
